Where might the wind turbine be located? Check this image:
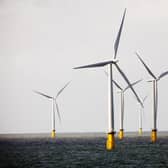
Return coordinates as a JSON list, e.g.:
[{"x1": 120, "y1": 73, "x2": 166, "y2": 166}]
[
  {"x1": 136, "y1": 52, "x2": 168, "y2": 142},
  {"x1": 104, "y1": 71, "x2": 142, "y2": 139},
  {"x1": 137, "y1": 96, "x2": 147, "y2": 136},
  {"x1": 74, "y1": 9, "x2": 143, "y2": 150},
  {"x1": 33, "y1": 81, "x2": 70, "y2": 138}
]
